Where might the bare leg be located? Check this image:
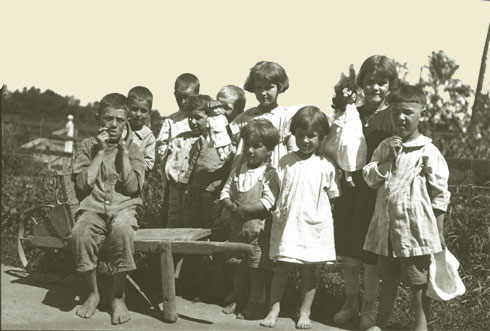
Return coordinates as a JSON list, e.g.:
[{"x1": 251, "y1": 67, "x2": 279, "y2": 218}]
[
  {"x1": 76, "y1": 269, "x2": 100, "y2": 318},
  {"x1": 260, "y1": 262, "x2": 292, "y2": 328},
  {"x1": 110, "y1": 272, "x2": 131, "y2": 325},
  {"x1": 223, "y1": 263, "x2": 248, "y2": 314},
  {"x1": 360, "y1": 264, "x2": 379, "y2": 329},
  {"x1": 411, "y1": 285, "x2": 430, "y2": 331},
  {"x1": 334, "y1": 257, "x2": 361, "y2": 324},
  {"x1": 296, "y1": 264, "x2": 317, "y2": 329},
  {"x1": 239, "y1": 268, "x2": 267, "y2": 319},
  {"x1": 373, "y1": 278, "x2": 398, "y2": 329}
]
